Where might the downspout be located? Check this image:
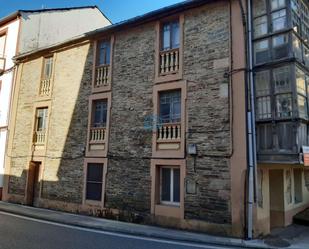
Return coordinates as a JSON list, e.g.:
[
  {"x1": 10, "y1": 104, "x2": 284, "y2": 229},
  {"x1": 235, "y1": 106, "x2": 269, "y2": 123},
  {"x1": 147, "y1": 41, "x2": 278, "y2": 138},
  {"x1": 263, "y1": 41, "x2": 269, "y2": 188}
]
[{"x1": 246, "y1": 0, "x2": 257, "y2": 240}]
